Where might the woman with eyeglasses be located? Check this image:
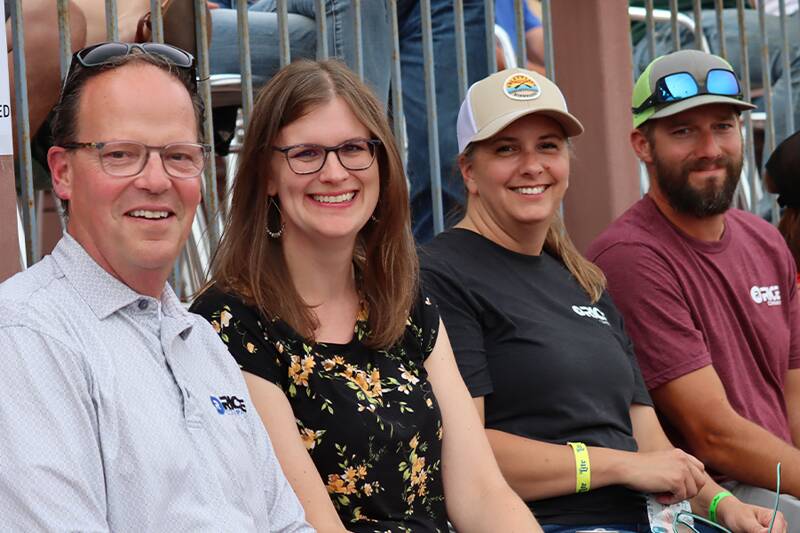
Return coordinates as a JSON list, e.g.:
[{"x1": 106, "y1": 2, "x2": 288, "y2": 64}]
[
  {"x1": 419, "y1": 67, "x2": 786, "y2": 533},
  {"x1": 190, "y1": 59, "x2": 540, "y2": 533}
]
